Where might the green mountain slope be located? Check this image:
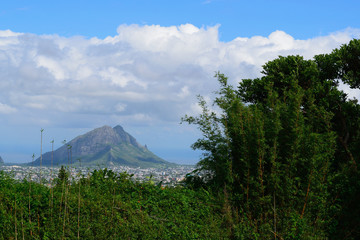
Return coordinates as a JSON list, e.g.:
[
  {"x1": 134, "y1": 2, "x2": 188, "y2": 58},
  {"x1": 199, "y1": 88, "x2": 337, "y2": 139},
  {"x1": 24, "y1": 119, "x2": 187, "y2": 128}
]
[{"x1": 31, "y1": 125, "x2": 173, "y2": 168}]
